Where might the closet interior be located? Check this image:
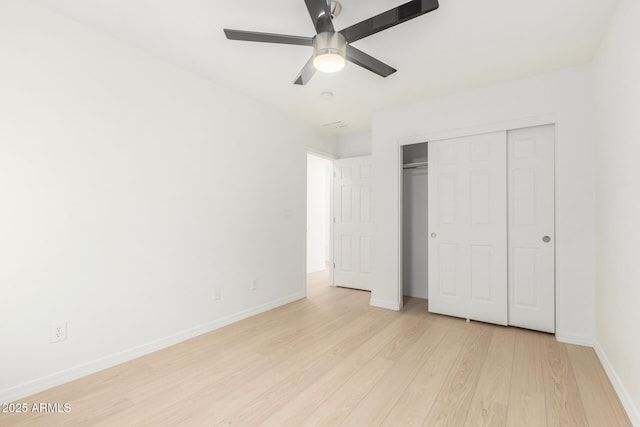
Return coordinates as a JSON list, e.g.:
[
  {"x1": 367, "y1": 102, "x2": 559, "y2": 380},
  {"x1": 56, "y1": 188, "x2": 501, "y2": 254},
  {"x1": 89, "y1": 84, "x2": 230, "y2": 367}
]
[{"x1": 402, "y1": 142, "x2": 429, "y2": 299}]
